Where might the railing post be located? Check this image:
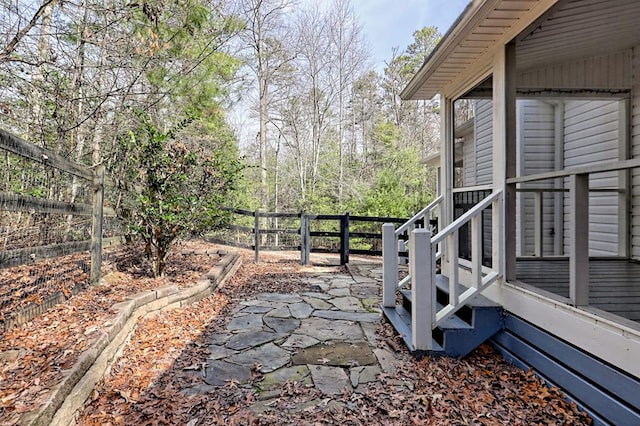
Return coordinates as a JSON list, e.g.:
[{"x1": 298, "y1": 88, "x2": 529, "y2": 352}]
[
  {"x1": 254, "y1": 210, "x2": 260, "y2": 264},
  {"x1": 411, "y1": 229, "x2": 433, "y2": 351},
  {"x1": 492, "y1": 194, "x2": 504, "y2": 277},
  {"x1": 340, "y1": 212, "x2": 350, "y2": 265},
  {"x1": 534, "y1": 191, "x2": 543, "y2": 257},
  {"x1": 398, "y1": 239, "x2": 407, "y2": 265},
  {"x1": 570, "y1": 173, "x2": 589, "y2": 306},
  {"x1": 446, "y1": 232, "x2": 459, "y2": 306},
  {"x1": 382, "y1": 223, "x2": 397, "y2": 308},
  {"x1": 471, "y1": 214, "x2": 482, "y2": 289},
  {"x1": 90, "y1": 165, "x2": 104, "y2": 285}
]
